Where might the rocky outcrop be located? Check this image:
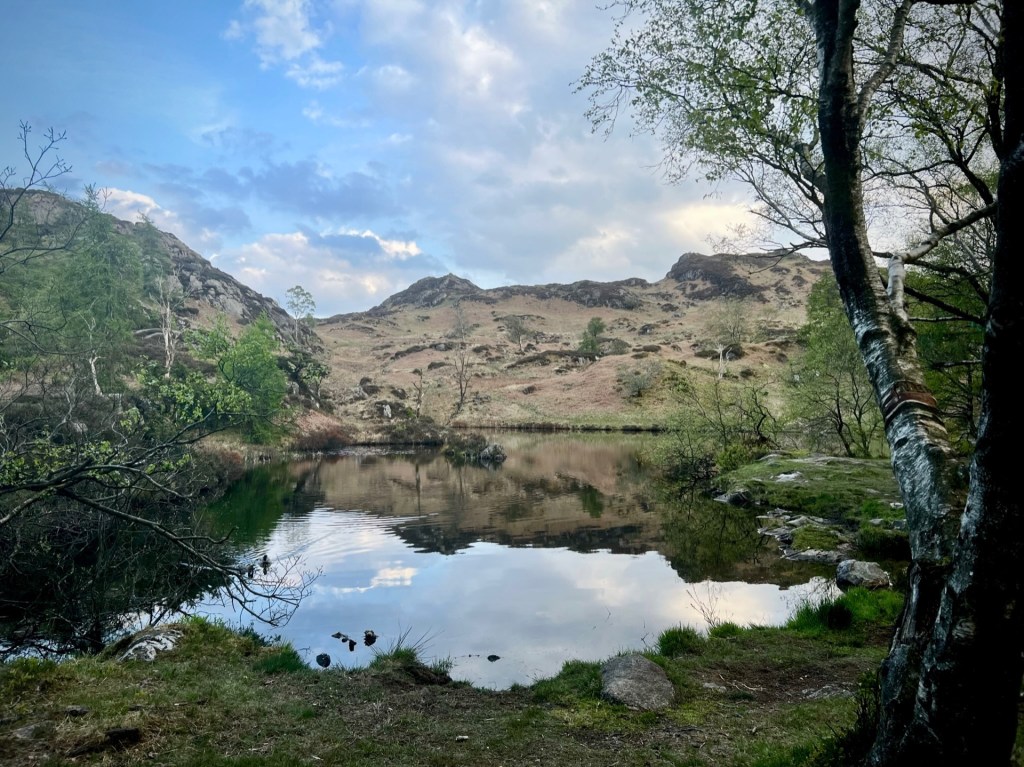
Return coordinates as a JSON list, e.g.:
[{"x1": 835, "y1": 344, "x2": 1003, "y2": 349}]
[
  {"x1": 601, "y1": 654, "x2": 675, "y2": 710},
  {"x1": 369, "y1": 274, "x2": 482, "y2": 314},
  {"x1": 836, "y1": 560, "x2": 891, "y2": 591},
  {"x1": 667, "y1": 252, "x2": 764, "y2": 299},
  {"x1": 666, "y1": 252, "x2": 829, "y2": 302},
  {"x1": 116, "y1": 626, "x2": 184, "y2": 662},
  {"x1": 502, "y1": 279, "x2": 646, "y2": 310}
]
